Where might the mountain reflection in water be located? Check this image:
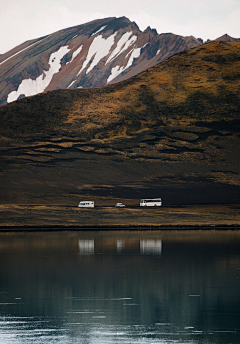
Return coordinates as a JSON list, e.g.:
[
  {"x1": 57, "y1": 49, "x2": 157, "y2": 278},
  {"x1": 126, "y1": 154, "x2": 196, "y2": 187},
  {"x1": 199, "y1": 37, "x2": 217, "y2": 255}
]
[{"x1": 0, "y1": 230, "x2": 240, "y2": 344}]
